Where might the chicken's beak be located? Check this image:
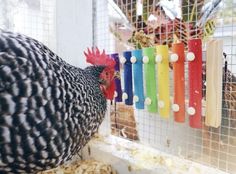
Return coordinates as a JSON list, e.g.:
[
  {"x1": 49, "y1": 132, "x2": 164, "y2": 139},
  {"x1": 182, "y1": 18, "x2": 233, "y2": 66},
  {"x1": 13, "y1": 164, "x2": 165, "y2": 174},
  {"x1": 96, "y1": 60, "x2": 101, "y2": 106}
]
[
  {"x1": 113, "y1": 71, "x2": 120, "y2": 79},
  {"x1": 98, "y1": 79, "x2": 106, "y2": 85}
]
